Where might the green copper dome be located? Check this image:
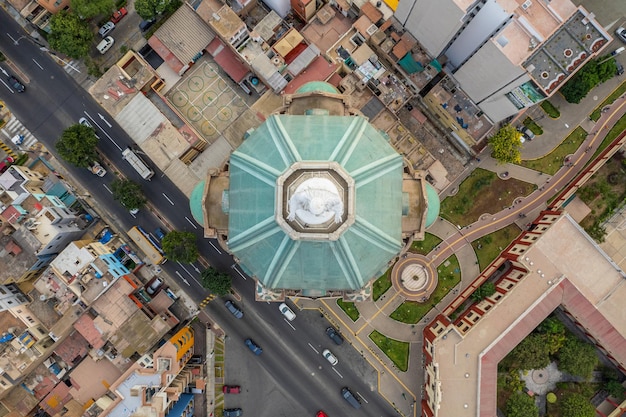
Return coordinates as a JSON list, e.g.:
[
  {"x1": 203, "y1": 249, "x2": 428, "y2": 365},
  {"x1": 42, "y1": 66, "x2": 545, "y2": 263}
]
[
  {"x1": 425, "y1": 183, "x2": 440, "y2": 228},
  {"x1": 296, "y1": 81, "x2": 339, "y2": 95},
  {"x1": 227, "y1": 114, "x2": 404, "y2": 292},
  {"x1": 189, "y1": 181, "x2": 206, "y2": 226}
]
